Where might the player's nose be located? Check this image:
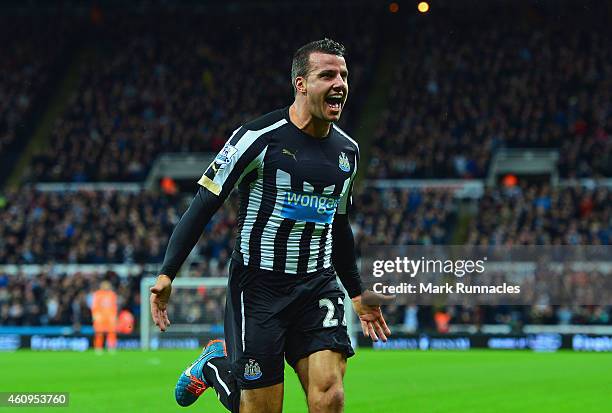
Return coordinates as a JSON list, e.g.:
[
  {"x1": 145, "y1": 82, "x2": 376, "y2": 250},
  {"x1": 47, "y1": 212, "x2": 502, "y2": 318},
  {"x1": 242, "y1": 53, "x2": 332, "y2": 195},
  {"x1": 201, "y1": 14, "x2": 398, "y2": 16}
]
[
  {"x1": 331, "y1": 72, "x2": 346, "y2": 87},
  {"x1": 331, "y1": 78, "x2": 347, "y2": 93}
]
